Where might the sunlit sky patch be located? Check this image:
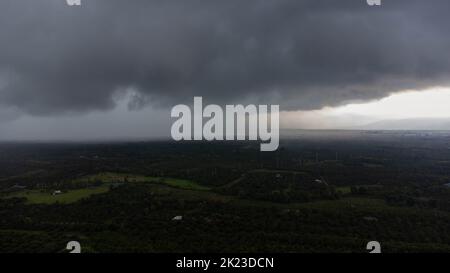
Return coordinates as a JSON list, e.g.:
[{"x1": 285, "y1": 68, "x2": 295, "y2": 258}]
[
  {"x1": 281, "y1": 88, "x2": 450, "y2": 130},
  {"x1": 332, "y1": 87, "x2": 450, "y2": 119}
]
